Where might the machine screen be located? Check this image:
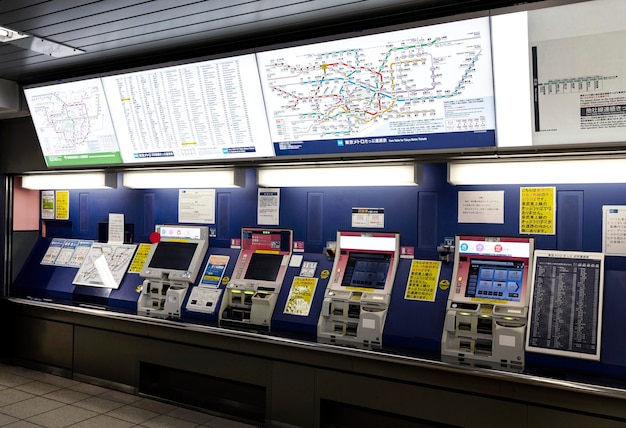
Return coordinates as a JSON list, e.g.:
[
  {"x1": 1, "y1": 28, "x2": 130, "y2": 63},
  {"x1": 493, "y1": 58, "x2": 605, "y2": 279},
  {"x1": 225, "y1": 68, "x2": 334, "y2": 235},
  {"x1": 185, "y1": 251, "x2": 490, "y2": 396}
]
[
  {"x1": 244, "y1": 253, "x2": 283, "y2": 282},
  {"x1": 242, "y1": 229, "x2": 292, "y2": 253},
  {"x1": 341, "y1": 252, "x2": 391, "y2": 289},
  {"x1": 463, "y1": 258, "x2": 525, "y2": 302},
  {"x1": 148, "y1": 241, "x2": 198, "y2": 271}
]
